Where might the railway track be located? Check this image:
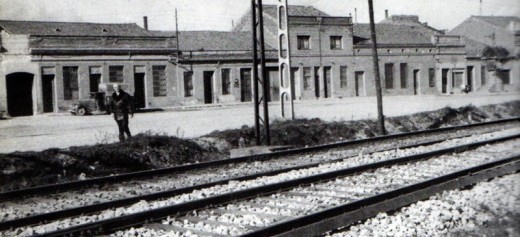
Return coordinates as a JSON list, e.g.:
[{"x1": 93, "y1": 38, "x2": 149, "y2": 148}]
[
  {"x1": 28, "y1": 132, "x2": 520, "y2": 236},
  {"x1": 0, "y1": 118, "x2": 515, "y2": 235}
]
